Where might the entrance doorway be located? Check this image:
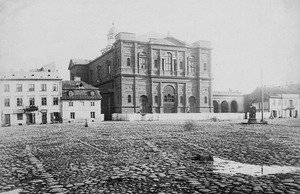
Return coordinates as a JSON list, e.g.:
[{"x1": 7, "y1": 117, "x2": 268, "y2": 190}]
[
  {"x1": 42, "y1": 112, "x2": 47, "y2": 124},
  {"x1": 231, "y1": 101, "x2": 238, "y2": 113},
  {"x1": 213, "y1": 101, "x2": 219, "y2": 113},
  {"x1": 188, "y1": 96, "x2": 196, "y2": 113},
  {"x1": 139, "y1": 95, "x2": 149, "y2": 113},
  {"x1": 26, "y1": 113, "x2": 35, "y2": 124},
  {"x1": 221, "y1": 101, "x2": 229, "y2": 113},
  {"x1": 4, "y1": 114, "x2": 10, "y2": 126},
  {"x1": 163, "y1": 85, "x2": 176, "y2": 113}
]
